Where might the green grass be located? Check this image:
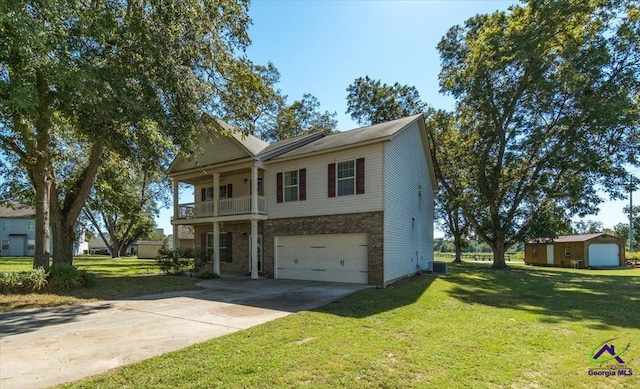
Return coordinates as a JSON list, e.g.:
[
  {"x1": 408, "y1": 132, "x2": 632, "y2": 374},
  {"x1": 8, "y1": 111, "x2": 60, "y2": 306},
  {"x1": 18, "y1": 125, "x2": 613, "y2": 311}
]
[
  {"x1": 0, "y1": 256, "x2": 201, "y2": 311},
  {"x1": 63, "y1": 261, "x2": 640, "y2": 388}
]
